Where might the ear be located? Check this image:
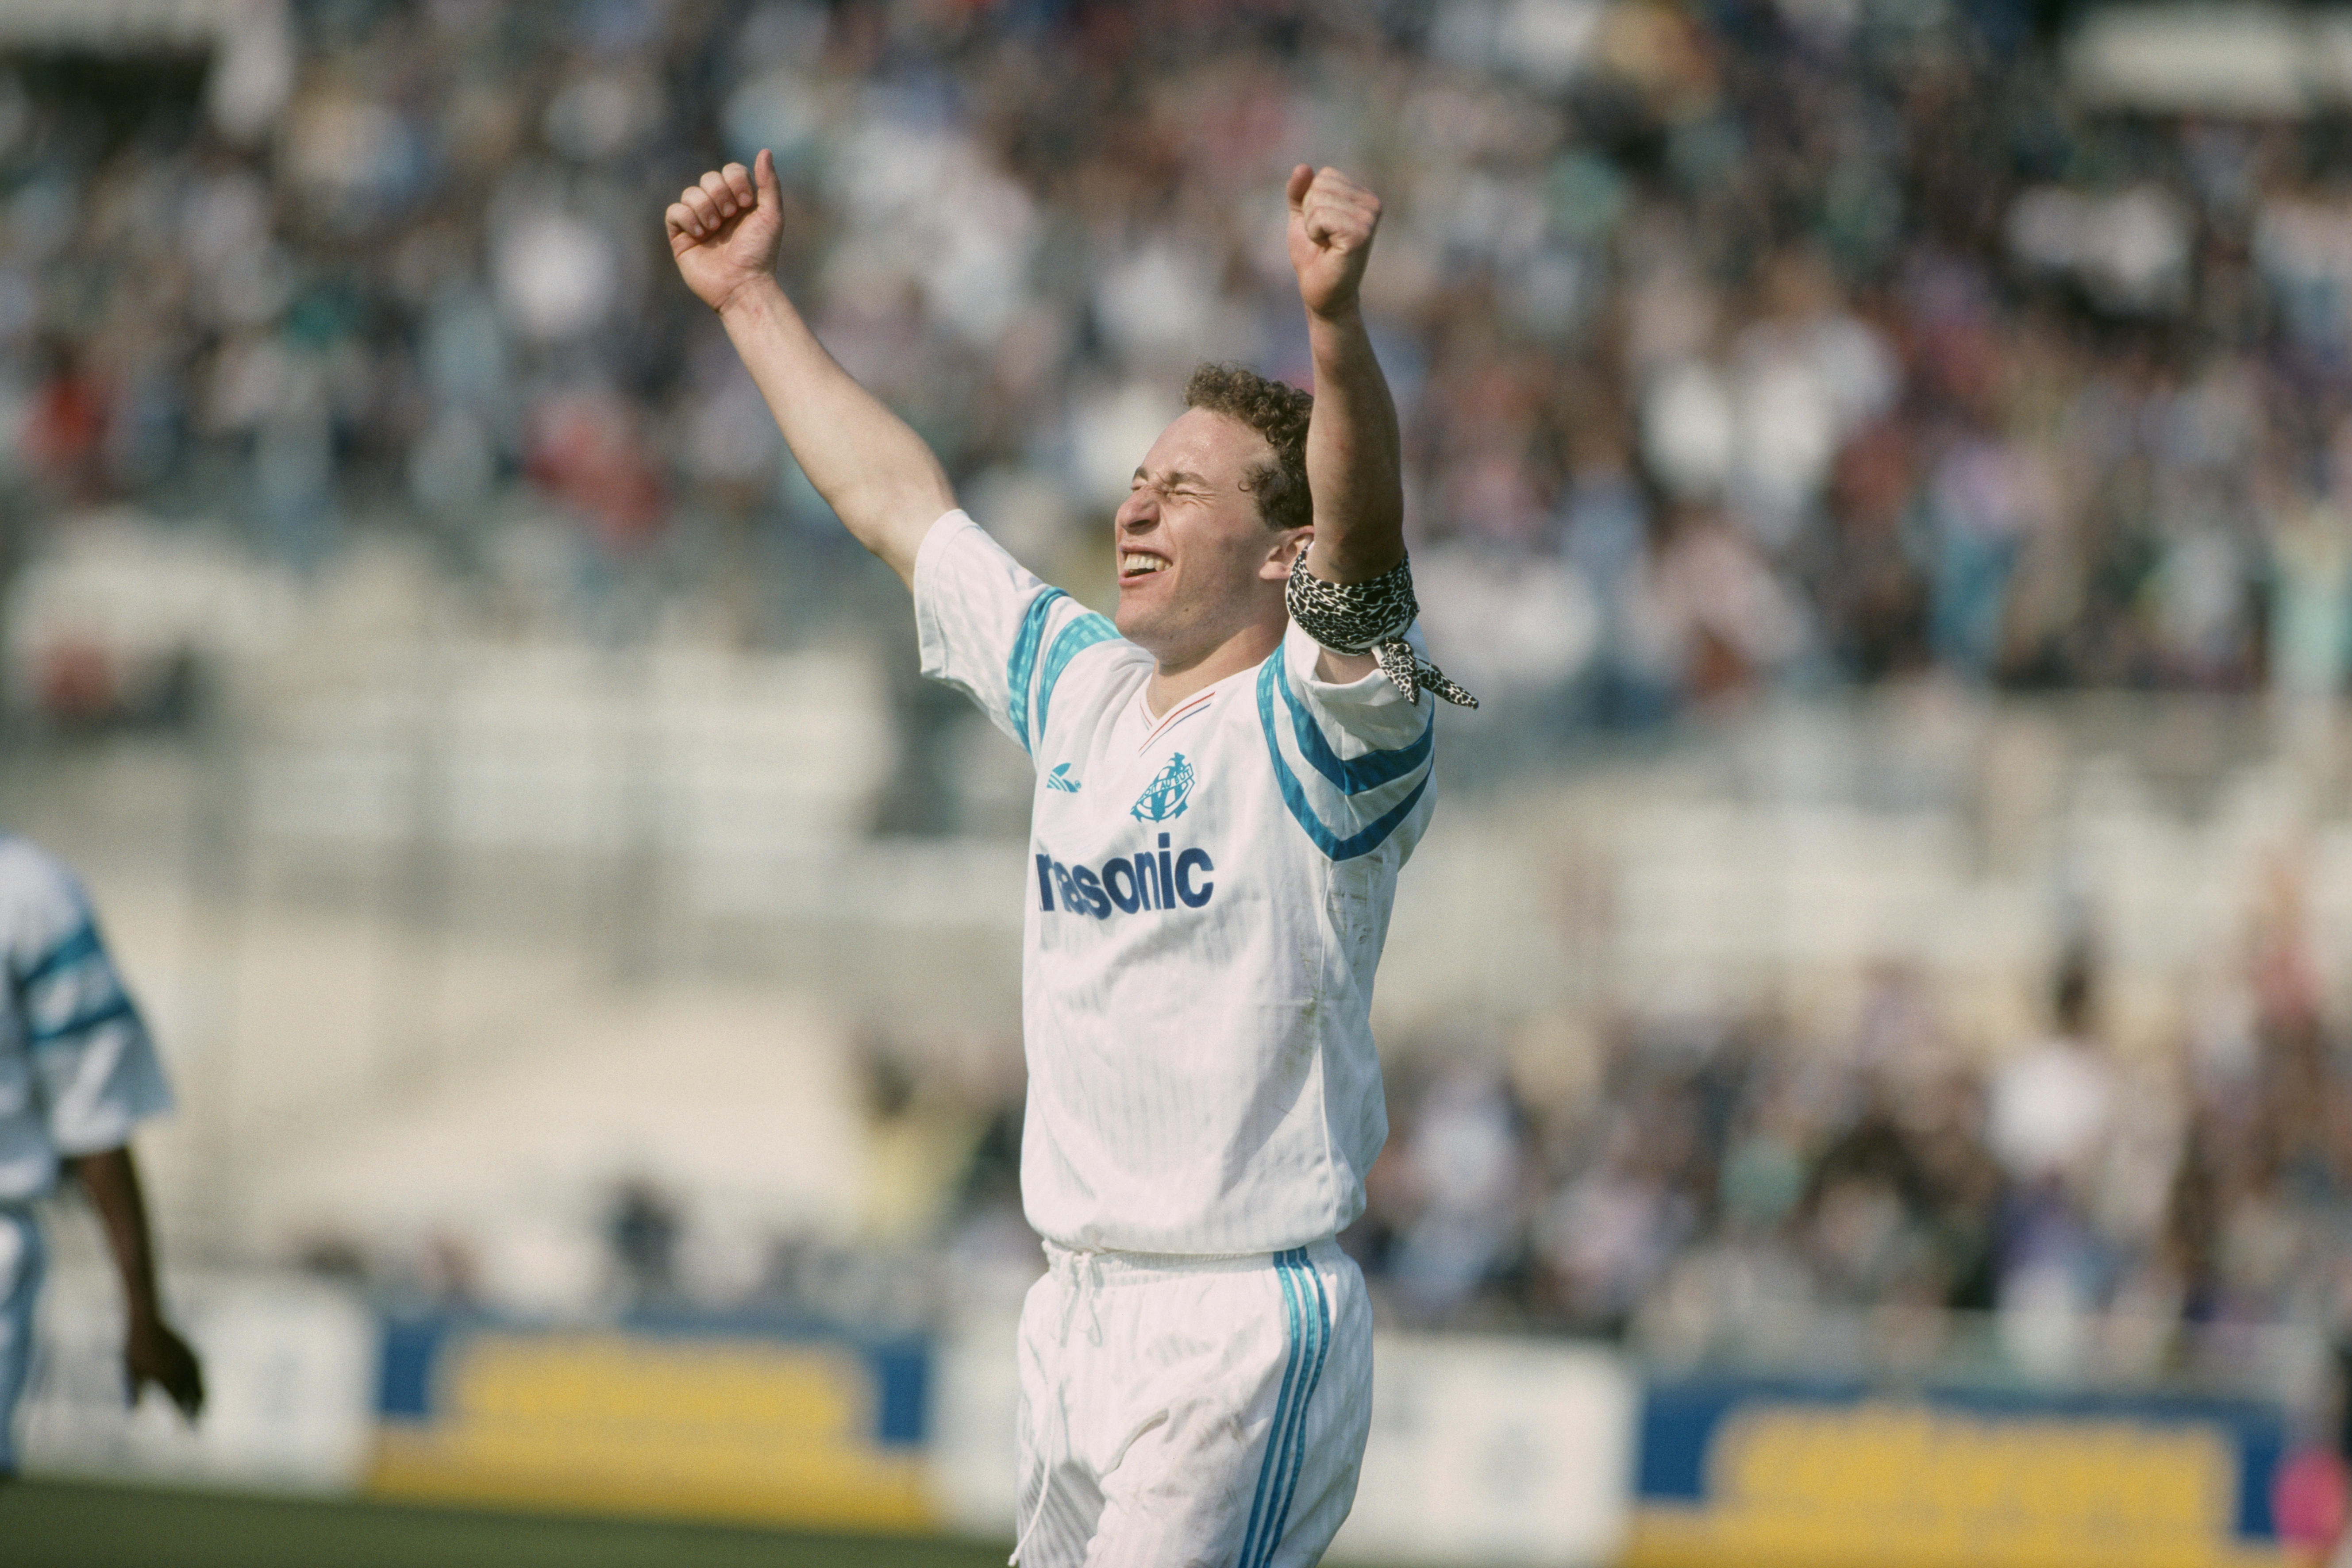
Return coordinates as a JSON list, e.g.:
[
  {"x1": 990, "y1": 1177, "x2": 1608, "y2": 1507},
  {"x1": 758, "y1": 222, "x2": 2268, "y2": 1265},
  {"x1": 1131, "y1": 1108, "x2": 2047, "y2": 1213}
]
[{"x1": 1259, "y1": 527, "x2": 1312, "y2": 582}]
